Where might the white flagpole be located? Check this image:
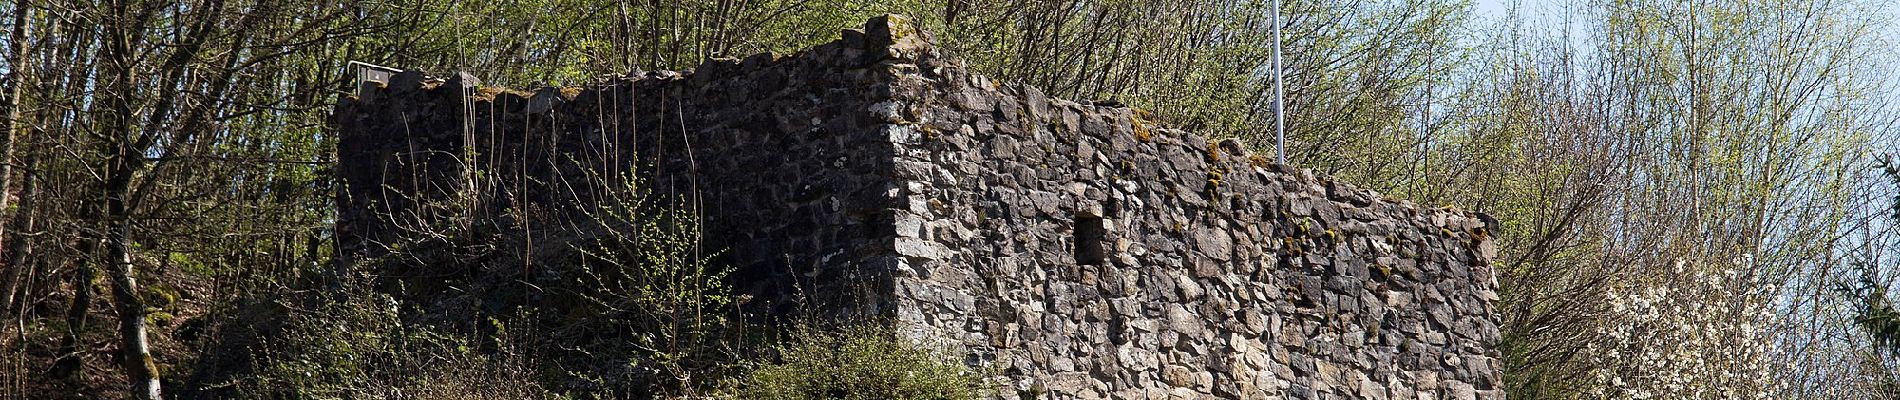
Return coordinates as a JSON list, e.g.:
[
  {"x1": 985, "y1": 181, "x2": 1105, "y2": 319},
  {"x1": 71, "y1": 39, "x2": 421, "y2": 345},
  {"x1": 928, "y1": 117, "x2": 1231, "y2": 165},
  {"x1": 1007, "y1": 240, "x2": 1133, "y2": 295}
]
[{"x1": 1272, "y1": 0, "x2": 1286, "y2": 165}]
